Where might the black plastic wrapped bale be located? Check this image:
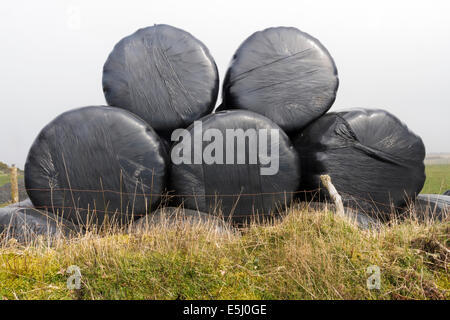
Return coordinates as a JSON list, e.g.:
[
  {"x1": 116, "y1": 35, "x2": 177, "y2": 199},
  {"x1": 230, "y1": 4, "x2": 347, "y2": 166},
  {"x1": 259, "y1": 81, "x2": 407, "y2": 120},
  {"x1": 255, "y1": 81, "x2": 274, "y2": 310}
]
[
  {"x1": 221, "y1": 26, "x2": 338, "y2": 133},
  {"x1": 0, "y1": 204, "x2": 77, "y2": 243},
  {"x1": 444, "y1": 190, "x2": 450, "y2": 196},
  {"x1": 169, "y1": 110, "x2": 300, "y2": 222},
  {"x1": 103, "y1": 24, "x2": 219, "y2": 135},
  {"x1": 293, "y1": 108, "x2": 426, "y2": 217},
  {"x1": 414, "y1": 194, "x2": 449, "y2": 220},
  {"x1": 8, "y1": 198, "x2": 33, "y2": 209},
  {"x1": 25, "y1": 106, "x2": 168, "y2": 225}
]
